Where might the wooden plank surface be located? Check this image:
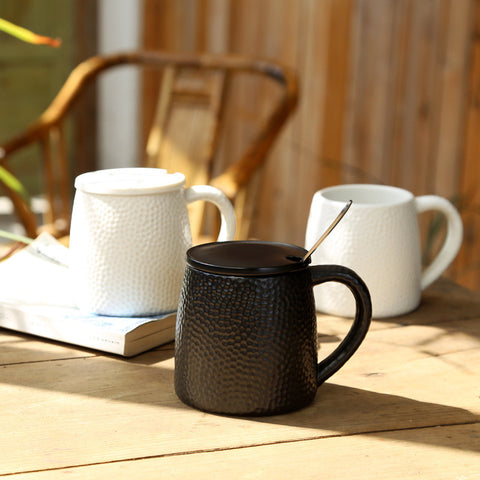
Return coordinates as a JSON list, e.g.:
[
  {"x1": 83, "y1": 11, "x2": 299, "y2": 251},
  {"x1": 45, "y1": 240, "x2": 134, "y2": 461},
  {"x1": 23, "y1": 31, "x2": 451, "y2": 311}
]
[
  {"x1": 1, "y1": 279, "x2": 479, "y2": 477},
  {"x1": 7, "y1": 423, "x2": 479, "y2": 480},
  {"x1": 1, "y1": 343, "x2": 478, "y2": 476},
  {"x1": 0, "y1": 330, "x2": 96, "y2": 365}
]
